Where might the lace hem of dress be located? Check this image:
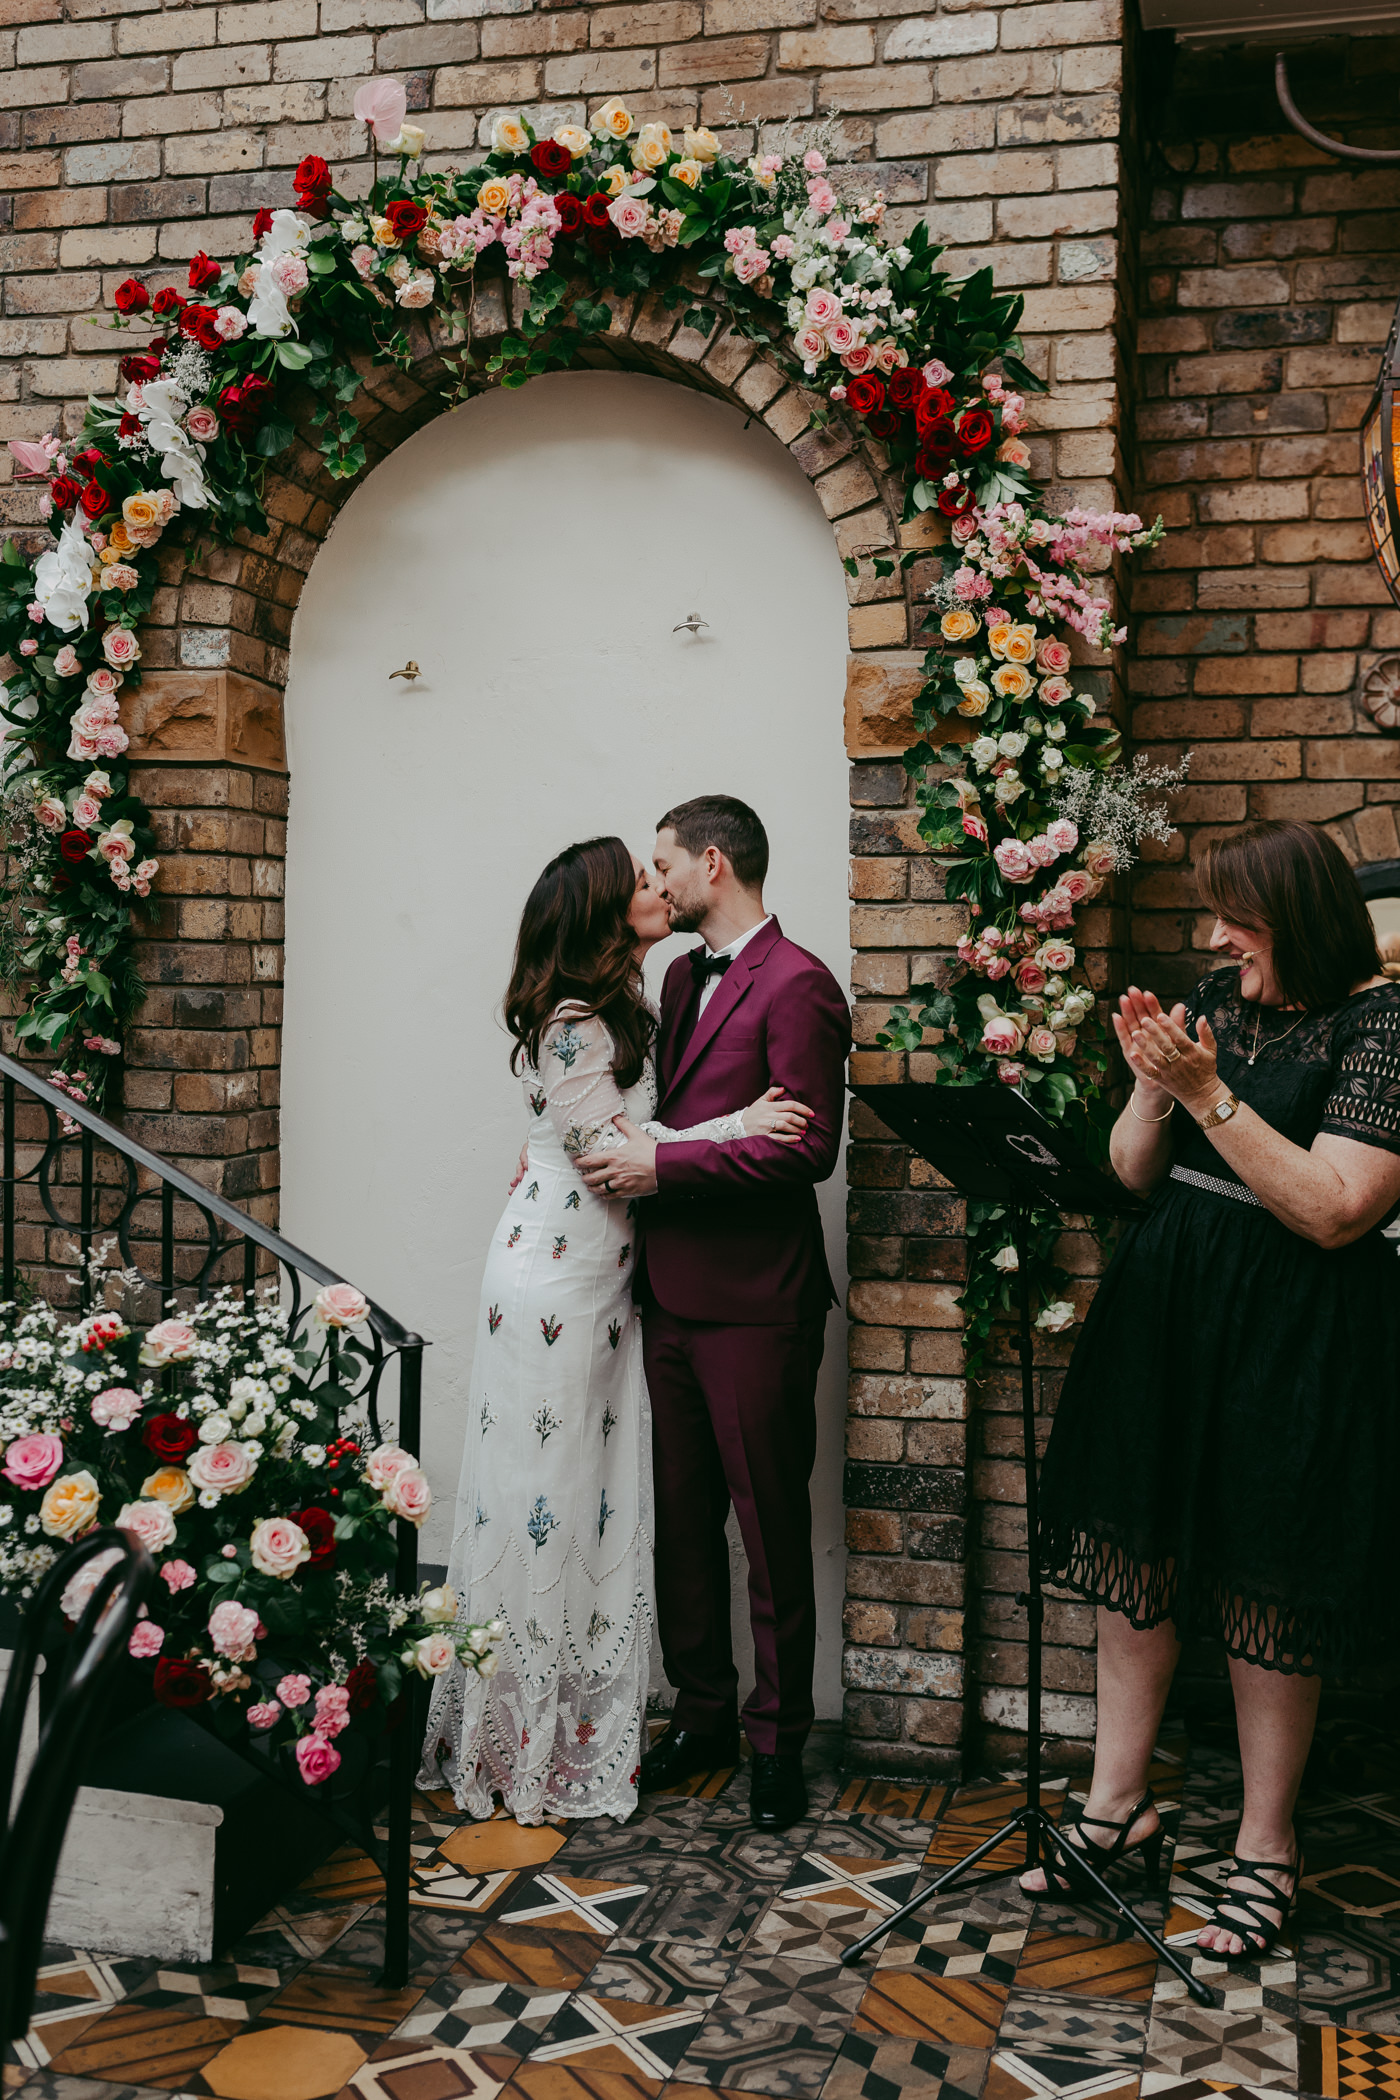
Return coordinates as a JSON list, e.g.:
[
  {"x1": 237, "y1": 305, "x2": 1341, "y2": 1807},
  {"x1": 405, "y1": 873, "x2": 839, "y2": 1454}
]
[{"x1": 1037, "y1": 1520, "x2": 1383, "y2": 1677}]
